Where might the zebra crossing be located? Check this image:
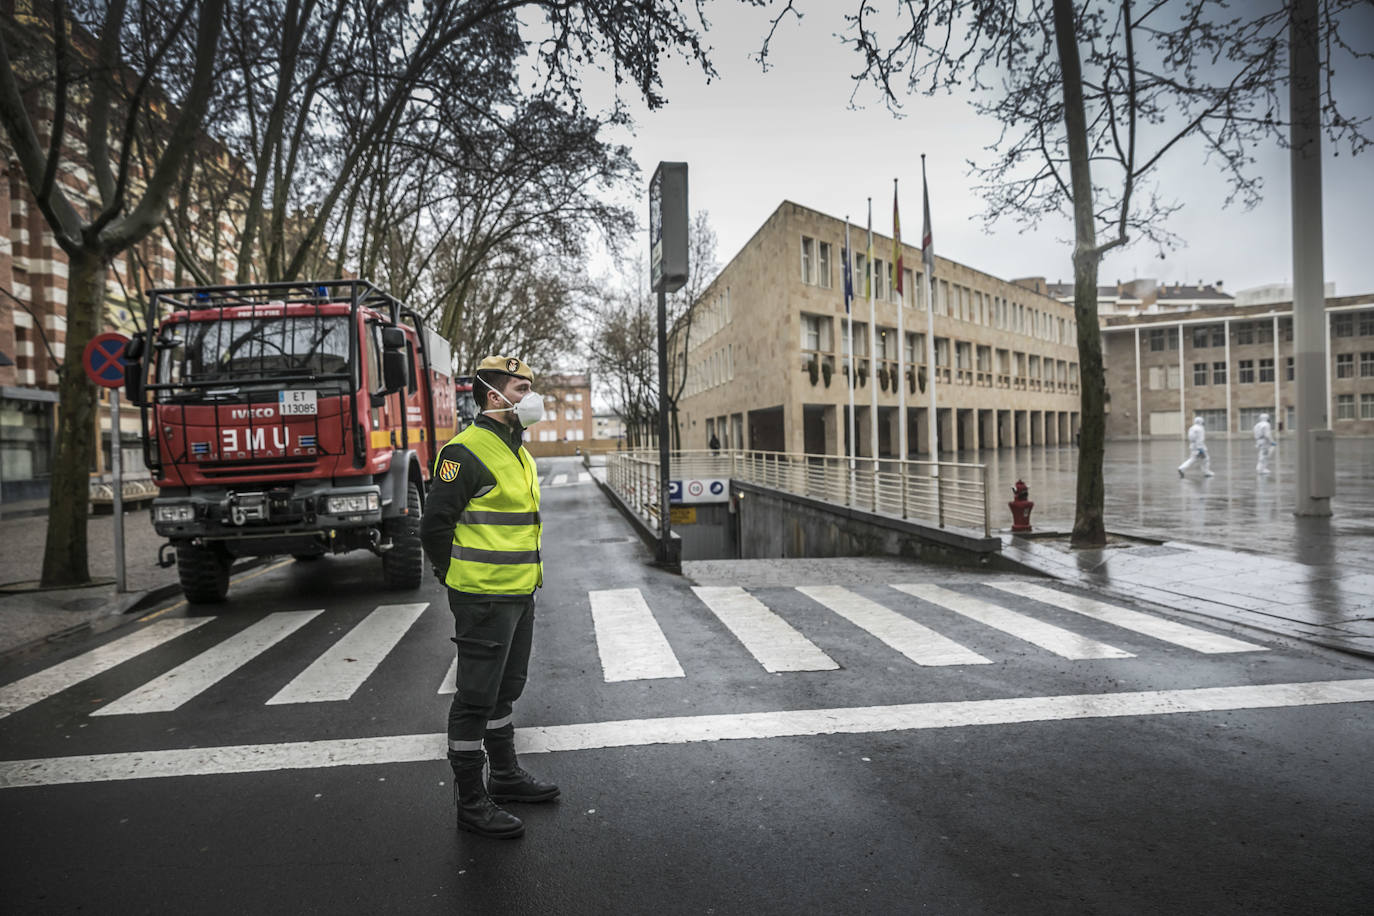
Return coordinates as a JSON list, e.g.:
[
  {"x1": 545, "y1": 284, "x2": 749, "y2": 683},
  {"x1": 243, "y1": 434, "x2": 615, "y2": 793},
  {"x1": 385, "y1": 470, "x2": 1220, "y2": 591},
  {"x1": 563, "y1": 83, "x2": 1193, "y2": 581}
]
[
  {"x1": 540, "y1": 470, "x2": 592, "y2": 489},
  {"x1": 0, "y1": 581, "x2": 1267, "y2": 723}
]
